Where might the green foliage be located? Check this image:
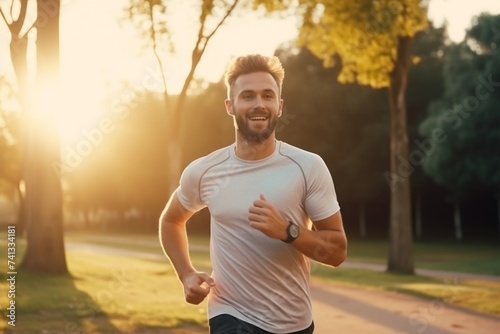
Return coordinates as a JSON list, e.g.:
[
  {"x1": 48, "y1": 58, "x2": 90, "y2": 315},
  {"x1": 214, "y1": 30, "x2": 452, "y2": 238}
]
[
  {"x1": 180, "y1": 81, "x2": 234, "y2": 164},
  {"x1": 406, "y1": 21, "x2": 447, "y2": 189},
  {"x1": 275, "y1": 47, "x2": 390, "y2": 204},
  {"x1": 274, "y1": 24, "x2": 447, "y2": 206},
  {"x1": 297, "y1": 0, "x2": 428, "y2": 88},
  {"x1": 419, "y1": 14, "x2": 500, "y2": 200}
]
